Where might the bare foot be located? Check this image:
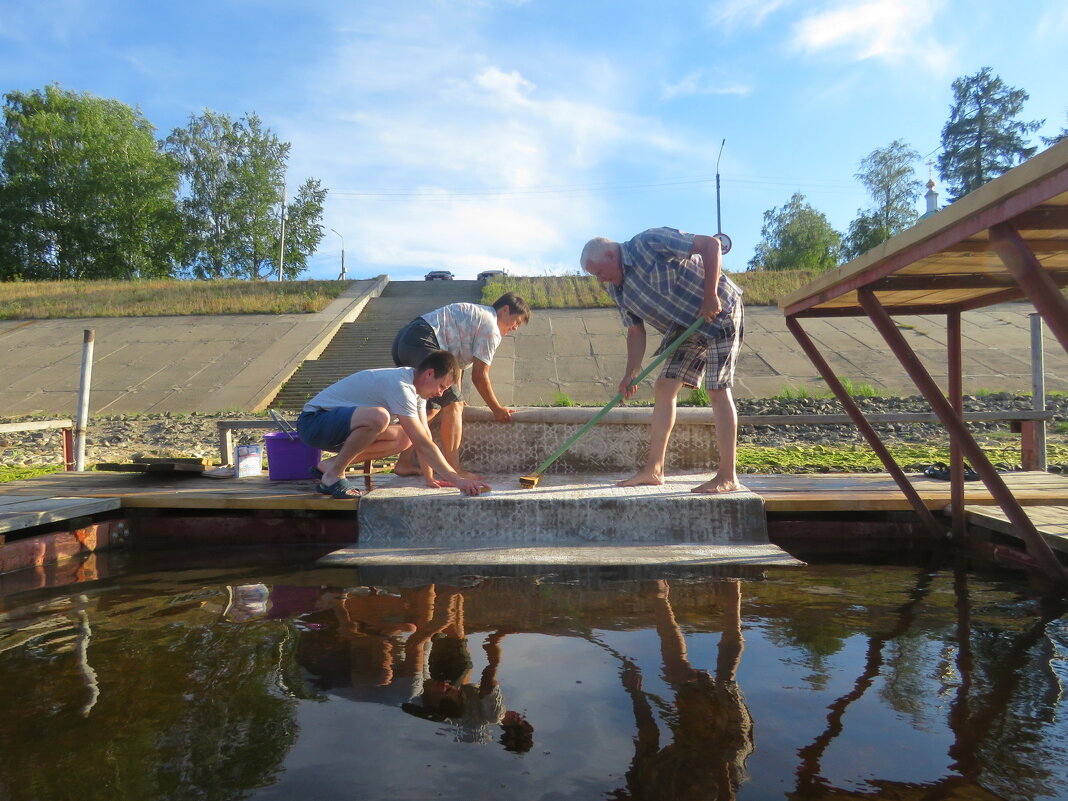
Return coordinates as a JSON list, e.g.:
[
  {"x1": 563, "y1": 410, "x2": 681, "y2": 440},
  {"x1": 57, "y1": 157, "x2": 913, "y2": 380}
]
[
  {"x1": 393, "y1": 448, "x2": 421, "y2": 476},
  {"x1": 617, "y1": 470, "x2": 664, "y2": 487},
  {"x1": 691, "y1": 474, "x2": 745, "y2": 494}
]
